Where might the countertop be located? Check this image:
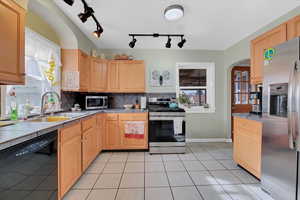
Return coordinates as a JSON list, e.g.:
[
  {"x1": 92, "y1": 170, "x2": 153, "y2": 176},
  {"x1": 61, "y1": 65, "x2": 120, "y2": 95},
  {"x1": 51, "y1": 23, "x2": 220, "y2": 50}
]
[
  {"x1": 0, "y1": 109, "x2": 148, "y2": 151},
  {"x1": 232, "y1": 113, "x2": 263, "y2": 122}
]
